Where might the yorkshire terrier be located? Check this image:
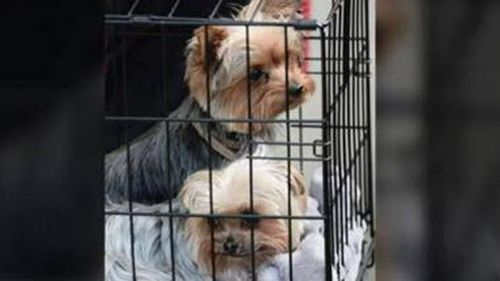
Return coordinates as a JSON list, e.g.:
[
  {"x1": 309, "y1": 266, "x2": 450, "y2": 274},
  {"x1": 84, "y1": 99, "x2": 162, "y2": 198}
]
[
  {"x1": 179, "y1": 158, "x2": 308, "y2": 275},
  {"x1": 105, "y1": 0, "x2": 314, "y2": 204},
  {"x1": 106, "y1": 158, "x2": 308, "y2": 280}
]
